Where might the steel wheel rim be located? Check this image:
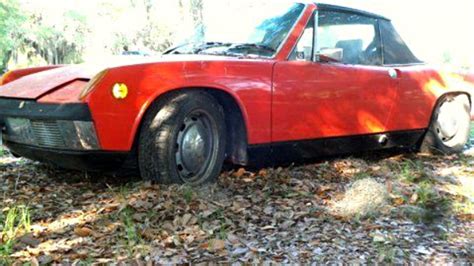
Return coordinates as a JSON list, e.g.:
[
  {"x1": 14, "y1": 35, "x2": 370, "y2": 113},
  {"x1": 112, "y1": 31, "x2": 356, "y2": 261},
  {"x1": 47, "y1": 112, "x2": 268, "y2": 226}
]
[
  {"x1": 175, "y1": 110, "x2": 216, "y2": 182},
  {"x1": 436, "y1": 100, "x2": 461, "y2": 143}
]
